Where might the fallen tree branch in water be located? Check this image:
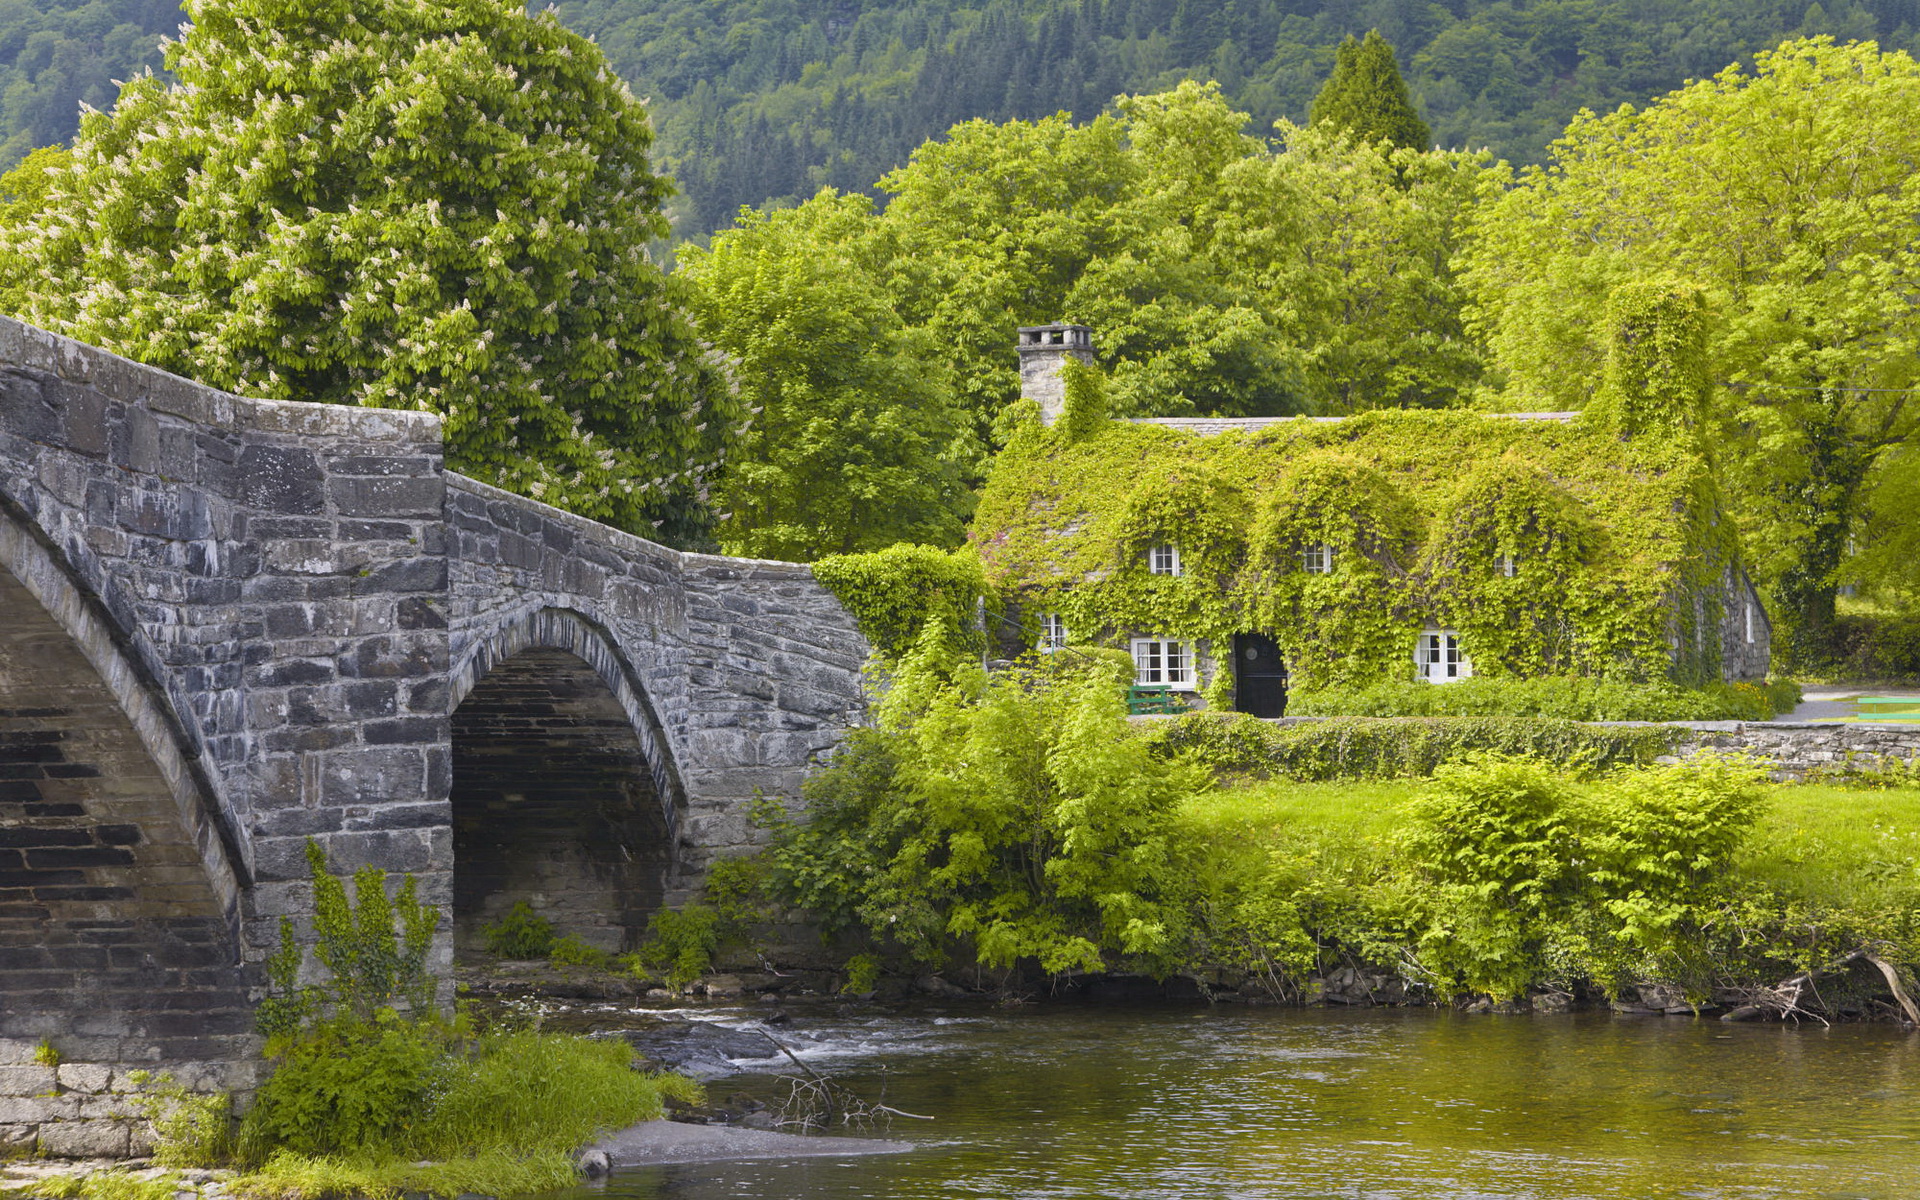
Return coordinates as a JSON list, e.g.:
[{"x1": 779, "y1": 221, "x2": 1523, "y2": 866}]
[
  {"x1": 1722, "y1": 948, "x2": 1920, "y2": 1026},
  {"x1": 758, "y1": 1030, "x2": 932, "y2": 1130}
]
